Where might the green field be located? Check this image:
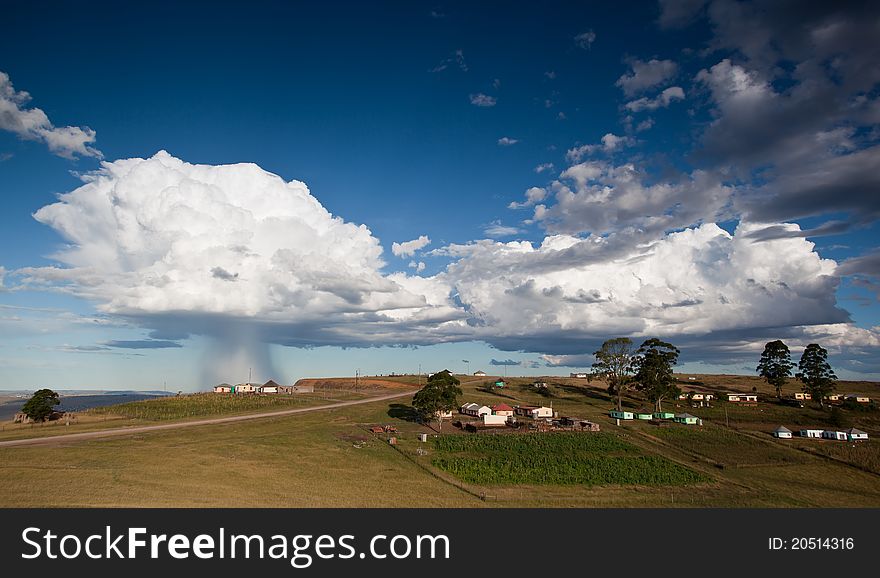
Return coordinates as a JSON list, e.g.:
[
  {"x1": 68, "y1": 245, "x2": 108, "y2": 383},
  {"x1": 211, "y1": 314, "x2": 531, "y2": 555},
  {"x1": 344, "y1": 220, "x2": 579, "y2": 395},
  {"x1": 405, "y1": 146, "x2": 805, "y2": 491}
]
[
  {"x1": 432, "y1": 432, "x2": 707, "y2": 486},
  {"x1": 1, "y1": 373, "x2": 879, "y2": 507},
  {"x1": 88, "y1": 392, "x2": 360, "y2": 421}
]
